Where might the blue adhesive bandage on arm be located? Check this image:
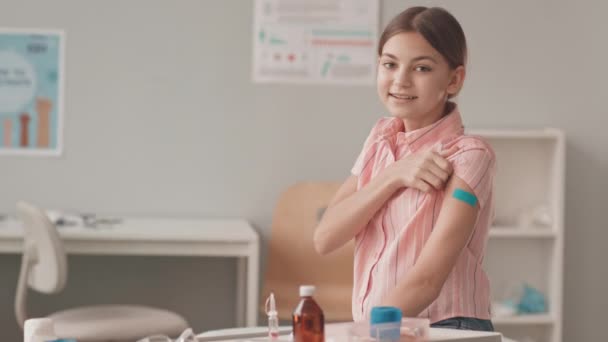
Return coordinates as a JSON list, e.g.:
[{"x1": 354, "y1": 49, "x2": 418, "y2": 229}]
[{"x1": 452, "y1": 188, "x2": 477, "y2": 207}]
